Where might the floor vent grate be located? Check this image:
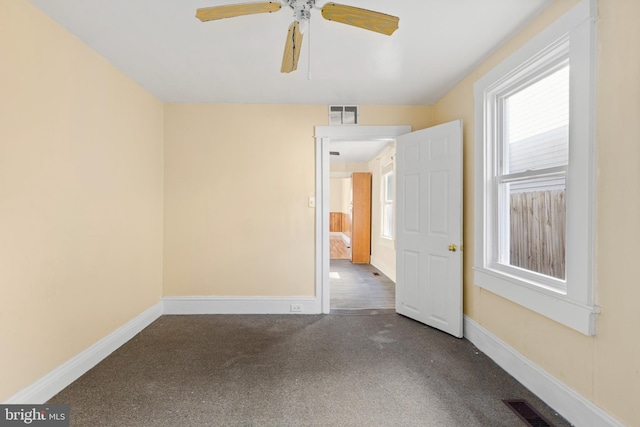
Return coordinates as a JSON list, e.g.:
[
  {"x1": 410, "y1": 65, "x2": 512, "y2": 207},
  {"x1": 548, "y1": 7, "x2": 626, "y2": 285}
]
[{"x1": 503, "y1": 399, "x2": 554, "y2": 427}]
